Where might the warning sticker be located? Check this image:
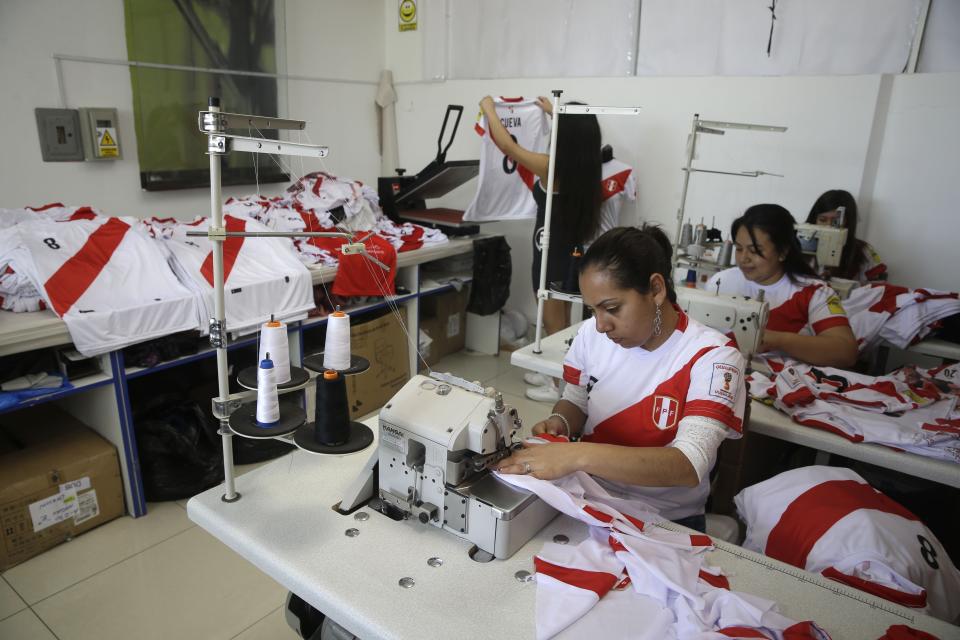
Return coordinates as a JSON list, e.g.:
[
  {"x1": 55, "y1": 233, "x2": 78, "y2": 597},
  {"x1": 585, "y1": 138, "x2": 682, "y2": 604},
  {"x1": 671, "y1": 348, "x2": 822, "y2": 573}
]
[{"x1": 97, "y1": 127, "x2": 119, "y2": 157}]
